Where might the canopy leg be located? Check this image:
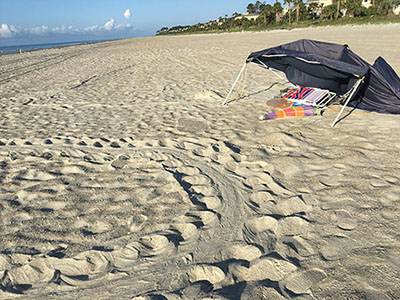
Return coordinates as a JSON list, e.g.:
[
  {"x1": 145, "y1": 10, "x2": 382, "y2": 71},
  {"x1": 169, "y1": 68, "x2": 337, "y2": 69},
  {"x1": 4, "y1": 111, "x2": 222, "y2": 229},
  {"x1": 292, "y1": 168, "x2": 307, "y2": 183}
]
[
  {"x1": 270, "y1": 68, "x2": 296, "y2": 88},
  {"x1": 253, "y1": 58, "x2": 292, "y2": 86},
  {"x1": 331, "y1": 78, "x2": 363, "y2": 128},
  {"x1": 223, "y1": 62, "x2": 247, "y2": 105},
  {"x1": 269, "y1": 68, "x2": 284, "y2": 80}
]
